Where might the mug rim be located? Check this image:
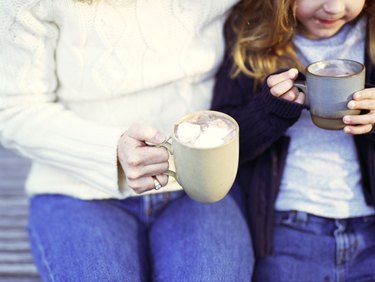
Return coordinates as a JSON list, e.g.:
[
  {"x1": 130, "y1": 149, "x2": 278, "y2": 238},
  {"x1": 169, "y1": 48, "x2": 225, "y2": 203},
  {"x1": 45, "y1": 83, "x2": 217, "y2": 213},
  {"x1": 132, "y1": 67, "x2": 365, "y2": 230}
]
[
  {"x1": 306, "y1": 58, "x2": 365, "y2": 78},
  {"x1": 172, "y1": 110, "x2": 239, "y2": 150}
]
